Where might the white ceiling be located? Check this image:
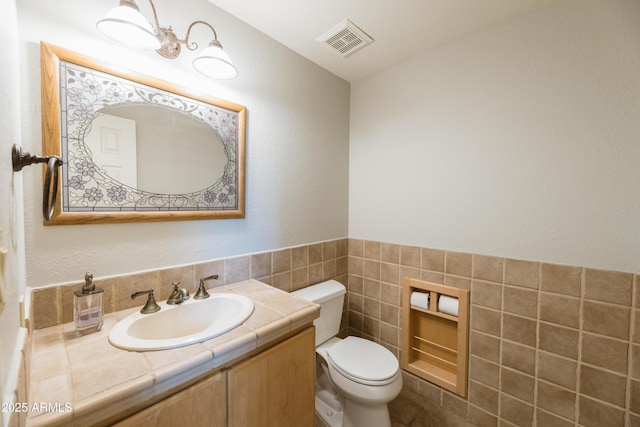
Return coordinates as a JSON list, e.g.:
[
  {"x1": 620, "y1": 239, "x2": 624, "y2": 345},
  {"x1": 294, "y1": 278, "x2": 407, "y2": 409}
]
[{"x1": 207, "y1": 0, "x2": 555, "y2": 82}]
